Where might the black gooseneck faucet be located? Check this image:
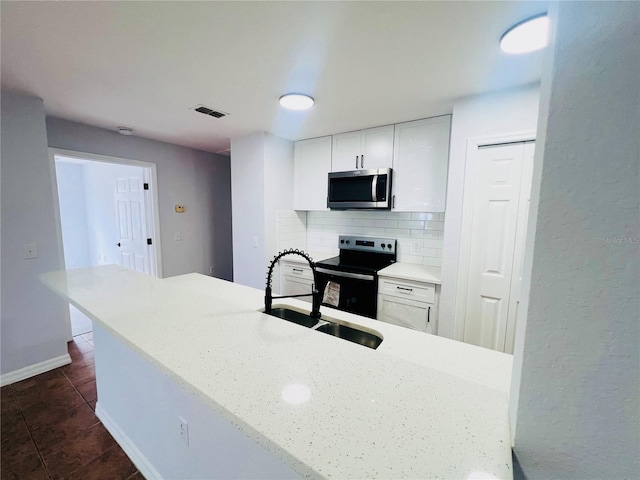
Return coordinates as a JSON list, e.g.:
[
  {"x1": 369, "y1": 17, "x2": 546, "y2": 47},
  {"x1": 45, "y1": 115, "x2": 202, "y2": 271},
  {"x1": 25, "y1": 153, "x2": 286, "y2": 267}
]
[{"x1": 265, "y1": 249, "x2": 321, "y2": 319}]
